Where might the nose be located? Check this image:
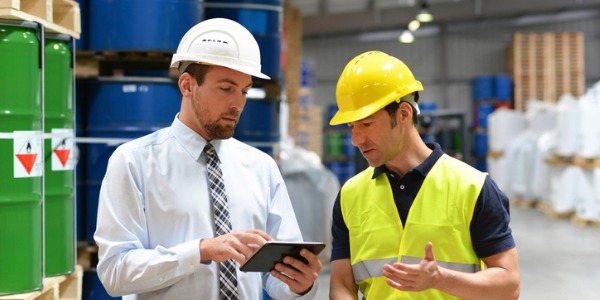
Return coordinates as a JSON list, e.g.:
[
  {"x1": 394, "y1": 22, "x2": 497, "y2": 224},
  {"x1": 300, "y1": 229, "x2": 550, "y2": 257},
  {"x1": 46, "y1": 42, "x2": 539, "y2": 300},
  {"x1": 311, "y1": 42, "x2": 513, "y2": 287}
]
[
  {"x1": 231, "y1": 93, "x2": 246, "y2": 112},
  {"x1": 351, "y1": 127, "x2": 364, "y2": 147}
]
